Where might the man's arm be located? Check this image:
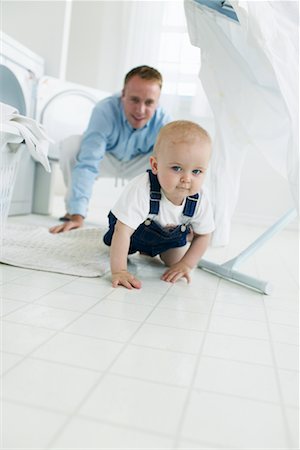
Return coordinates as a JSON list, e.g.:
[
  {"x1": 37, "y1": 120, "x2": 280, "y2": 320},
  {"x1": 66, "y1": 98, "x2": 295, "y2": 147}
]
[
  {"x1": 110, "y1": 220, "x2": 141, "y2": 289},
  {"x1": 49, "y1": 135, "x2": 106, "y2": 234},
  {"x1": 49, "y1": 101, "x2": 113, "y2": 234}
]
